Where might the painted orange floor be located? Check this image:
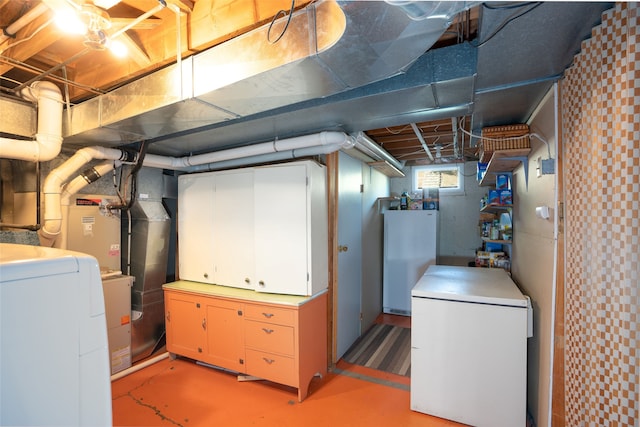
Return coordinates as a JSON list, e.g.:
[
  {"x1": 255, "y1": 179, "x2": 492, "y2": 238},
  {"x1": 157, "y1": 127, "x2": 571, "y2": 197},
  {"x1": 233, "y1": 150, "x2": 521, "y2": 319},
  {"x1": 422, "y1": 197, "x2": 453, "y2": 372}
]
[{"x1": 111, "y1": 315, "x2": 465, "y2": 427}]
